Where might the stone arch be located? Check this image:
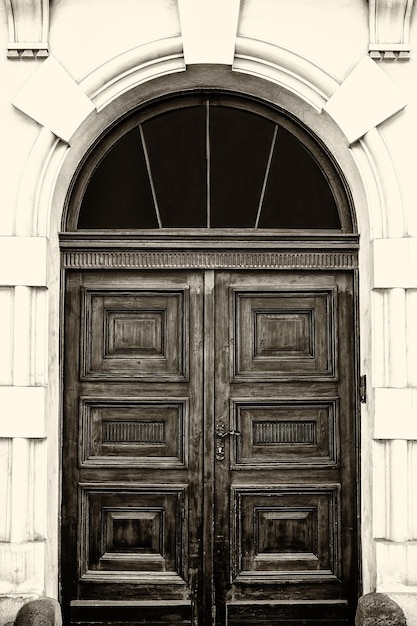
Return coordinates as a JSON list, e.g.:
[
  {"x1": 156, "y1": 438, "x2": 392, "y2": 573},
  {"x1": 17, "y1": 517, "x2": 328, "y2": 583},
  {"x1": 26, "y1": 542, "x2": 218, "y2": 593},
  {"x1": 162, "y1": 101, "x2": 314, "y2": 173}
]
[{"x1": 15, "y1": 39, "x2": 404, "y2": 241}]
